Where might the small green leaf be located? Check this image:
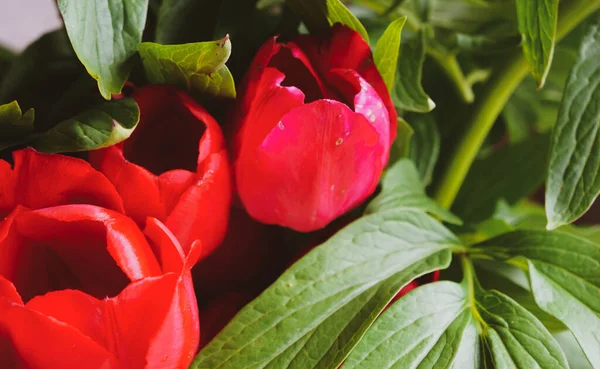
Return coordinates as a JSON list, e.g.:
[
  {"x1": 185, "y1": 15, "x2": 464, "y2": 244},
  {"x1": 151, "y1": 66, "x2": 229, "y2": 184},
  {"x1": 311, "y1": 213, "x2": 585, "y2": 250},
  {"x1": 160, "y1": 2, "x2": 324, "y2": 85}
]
[
  {"x1": 0, "y1": 101, "x2": 35, "y2": 150},
  {"x1": 286, "y1": 0, "x2": 370, "y2": 43},
  {"x1": 191, "y1": 209, "x2": 459, "y2": 369},
  {"x1": 393, "y1": 29, "x2": 435, "y2": 112},
  {"x1": 453, "y1": 133, "x2": 550, "y2": 223},
  {"x1": 408, "y1": 113, "x2": 440, "y2": 186},
  {"x1": 367, "y1": 158, "x2": 462, "y2": 225},
  {"x1": 373, "y1": 16, "x2": 407, "y2": 92},
  {"x1": 475, "y1": 230, "x2": 600, "y2": 368},
  {"x1": 516, "y1": 0, "x2": 558, "y2": 88},
  {"x1": 138, "y1": 38, "x2": 236, "y2": 100},
  {"x1": 478, "y1": 289, "x2": 568, "y2": 369},
  {"x1": 344, "y1": 282, "x2": 473, "y2": 369},
  {"x1": 30, "y1": 98, "x2": 139, "y2": 153},
  {"x1": 546, "y1": 15, "x2": 600, "y2": 229},
  {"x1": 58, "y1": 0, "x2": 149, "y2": 99}
]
